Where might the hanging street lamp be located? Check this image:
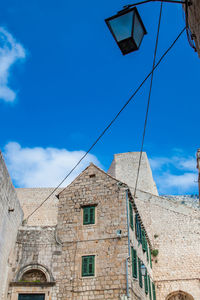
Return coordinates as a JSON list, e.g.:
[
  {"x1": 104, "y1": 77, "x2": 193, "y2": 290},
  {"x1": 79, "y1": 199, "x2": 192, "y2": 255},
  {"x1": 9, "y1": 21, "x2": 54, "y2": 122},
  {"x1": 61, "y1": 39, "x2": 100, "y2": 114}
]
[
  {"x1": 140, "y1": 263, "x2": 146, "y2": 276},
  {"x1": 105, "y1": 0, "x2": 193, "y2": 55},
  {"x1": 105, "y1": 7, "x2": 147, "y2": 55}
]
